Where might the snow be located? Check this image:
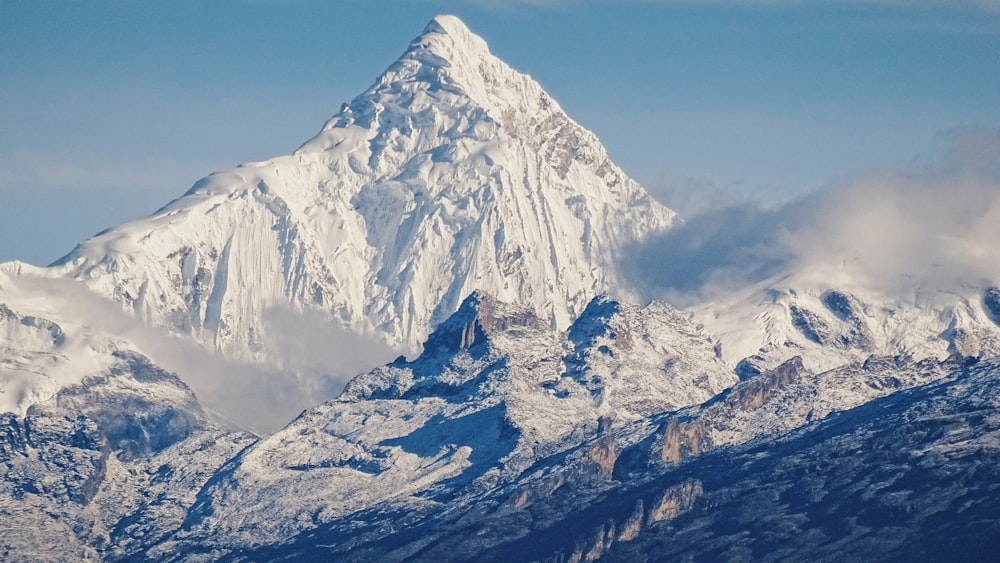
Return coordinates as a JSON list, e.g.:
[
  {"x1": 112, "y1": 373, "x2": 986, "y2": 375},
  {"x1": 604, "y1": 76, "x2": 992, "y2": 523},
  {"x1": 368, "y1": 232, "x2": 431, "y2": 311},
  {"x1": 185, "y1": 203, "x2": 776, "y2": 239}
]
[
  {"x1": 0, "y1": 264, "x2": 117, "y2": 415},
  {"x1": 2, "y1": 14, "x2": 1000, "y2": 561},
  {"x1": 692, "y1": 267, "x2": 1000, "y2": 375},
  {"x1": 48, "y1": 13, "x2": 676, "y2": 365}
]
